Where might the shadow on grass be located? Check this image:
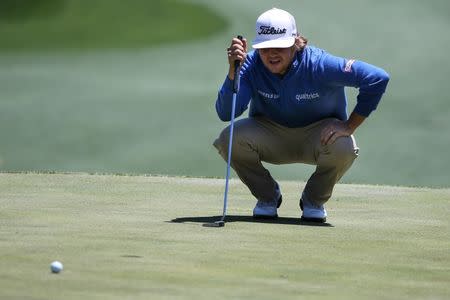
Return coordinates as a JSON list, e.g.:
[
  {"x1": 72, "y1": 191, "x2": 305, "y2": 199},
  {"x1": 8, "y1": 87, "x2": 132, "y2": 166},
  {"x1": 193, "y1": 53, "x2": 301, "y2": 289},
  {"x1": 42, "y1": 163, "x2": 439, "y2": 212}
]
[{"x1": 170, "y1": 215, "x2": 333, "y2": 227}]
